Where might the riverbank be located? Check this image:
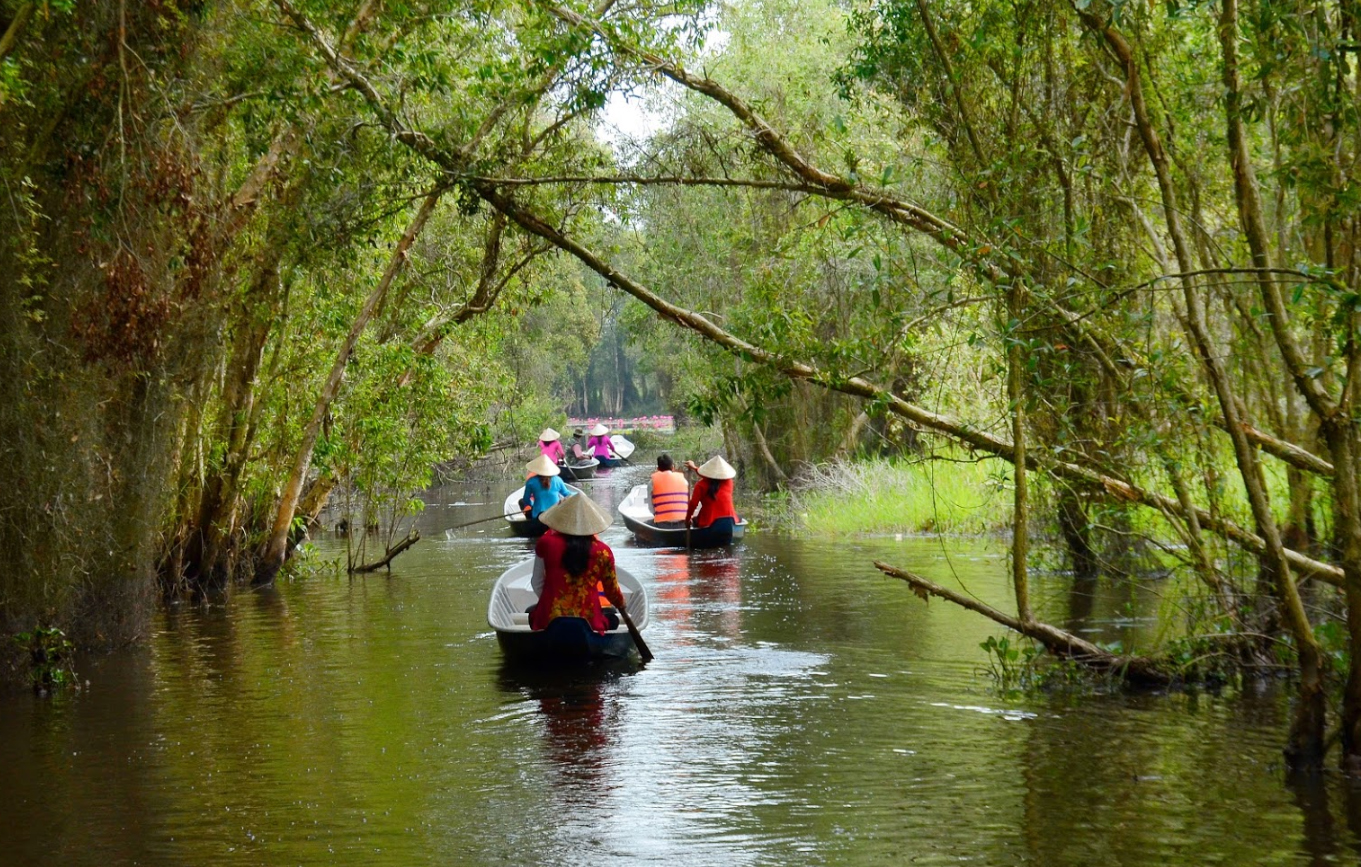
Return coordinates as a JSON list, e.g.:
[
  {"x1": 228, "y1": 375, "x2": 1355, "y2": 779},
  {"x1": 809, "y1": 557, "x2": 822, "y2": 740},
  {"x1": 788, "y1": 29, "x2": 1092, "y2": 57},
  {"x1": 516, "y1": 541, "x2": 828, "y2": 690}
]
[{"x1": 772, "y1": 456, "x2": 1015, "y2": 536}]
